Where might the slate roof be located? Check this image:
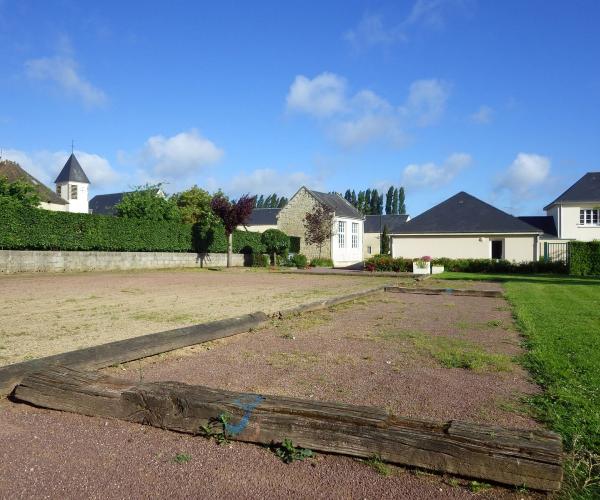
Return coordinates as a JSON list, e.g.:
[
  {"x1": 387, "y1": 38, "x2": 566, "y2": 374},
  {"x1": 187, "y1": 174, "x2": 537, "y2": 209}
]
[
  {"x1": 0, "y1": 160, "x2": 67, "y2": 205},
  {"x1": 89, "y1": 192, "x2": 128, "y2": 215},
  {"x1": 364, "y1": 214, "x2": 410, "y2": 233},
  {"x1": 307, "y1": 189, "x2": 363, "y2": 219},
  {"x1": 544, "y1": 172, "x2": 600, "y2": 210},
  {"x1": 54, "y1": 154, "x2": 90, "y2": 184},
  {"x1": 247, "y1": 208, "x2": 280, "y2": 226},
  {"x1": 394, "y1": 192, "x2": 542, "y2": 234},
  {"x1": 517, "y1": 216, "x2": 558, "y2": 237}
]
